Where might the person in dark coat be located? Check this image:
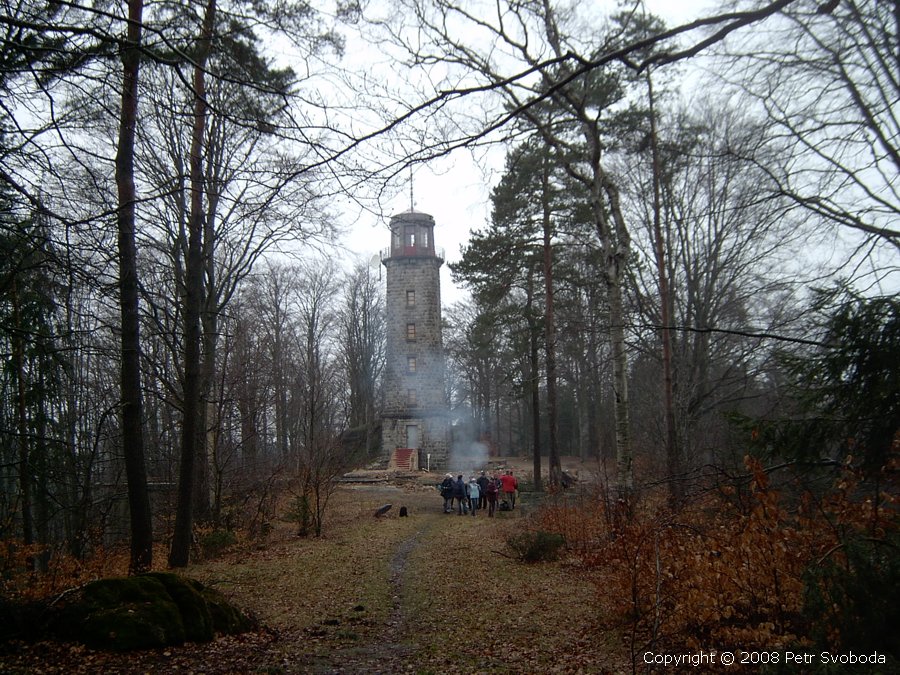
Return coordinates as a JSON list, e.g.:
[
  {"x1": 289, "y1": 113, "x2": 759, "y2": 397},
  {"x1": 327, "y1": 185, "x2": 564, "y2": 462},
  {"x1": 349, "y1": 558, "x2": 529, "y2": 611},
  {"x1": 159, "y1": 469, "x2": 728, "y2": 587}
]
[
  {"x1": 440, "y1": 473, "x2": 454, "y2": 513},
  {"x1": 476, "y1": 471, "x2": 490, "y2": 510},
  {"x1": 453, "y1": 474, "x2": 468, "y2": 515},
  {"x1": 485, "y1": 474, "x2": 500, "y2": 517}
]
